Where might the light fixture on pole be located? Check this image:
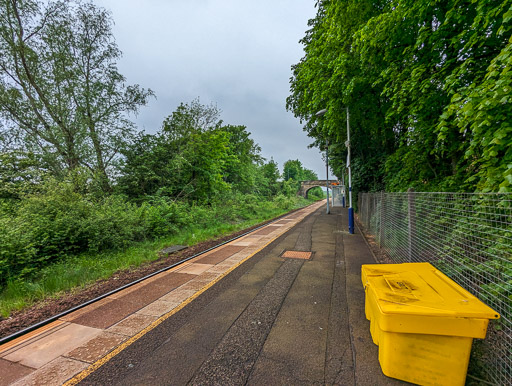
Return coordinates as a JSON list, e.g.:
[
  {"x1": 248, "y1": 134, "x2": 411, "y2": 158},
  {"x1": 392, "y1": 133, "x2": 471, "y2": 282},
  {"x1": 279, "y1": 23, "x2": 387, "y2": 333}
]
[
  {"x1": 341, "y1": 170, "x2": 346, "y2": 208},
  {"x1": 315, "y1": 107, "x2": 354, "y2": 233},
  {"x1": 346, "y1": 107, "x2": 354, "y2": 234},
  {"x1": 315, "y1": 109, "x2": 329, "y2": 214}
]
